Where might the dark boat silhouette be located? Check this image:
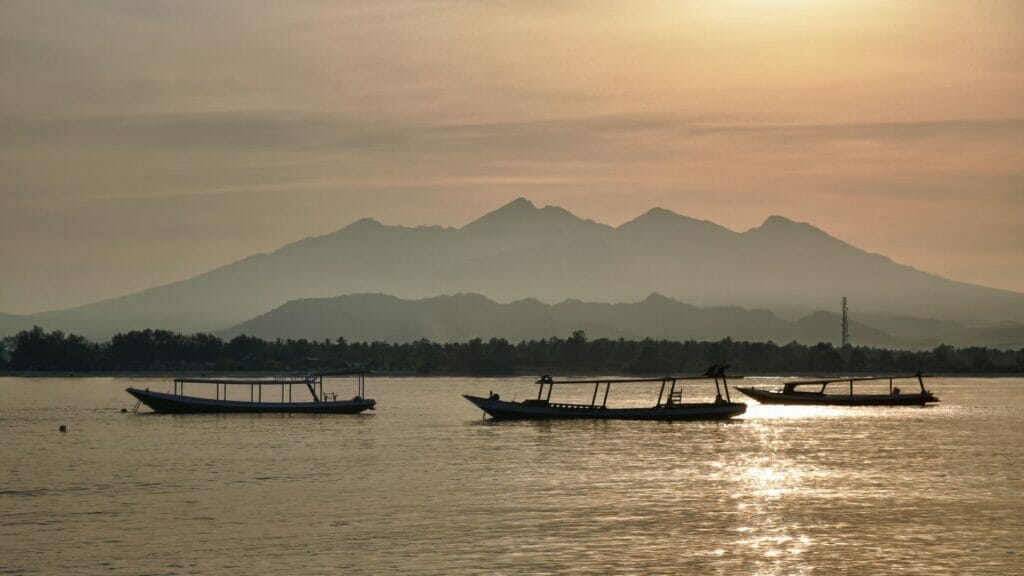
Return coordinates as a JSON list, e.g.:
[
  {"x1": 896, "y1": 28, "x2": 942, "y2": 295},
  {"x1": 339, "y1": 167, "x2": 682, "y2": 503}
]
[
  {"x1": 736, "y1": 373, "x2": 938, "y2": 406},
  {"x1": 464, "y1": 366, "x2": 746, "y2": 421},
  {"x1": 126, "y1": 370, "x2": 375, "y2": 414}
]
